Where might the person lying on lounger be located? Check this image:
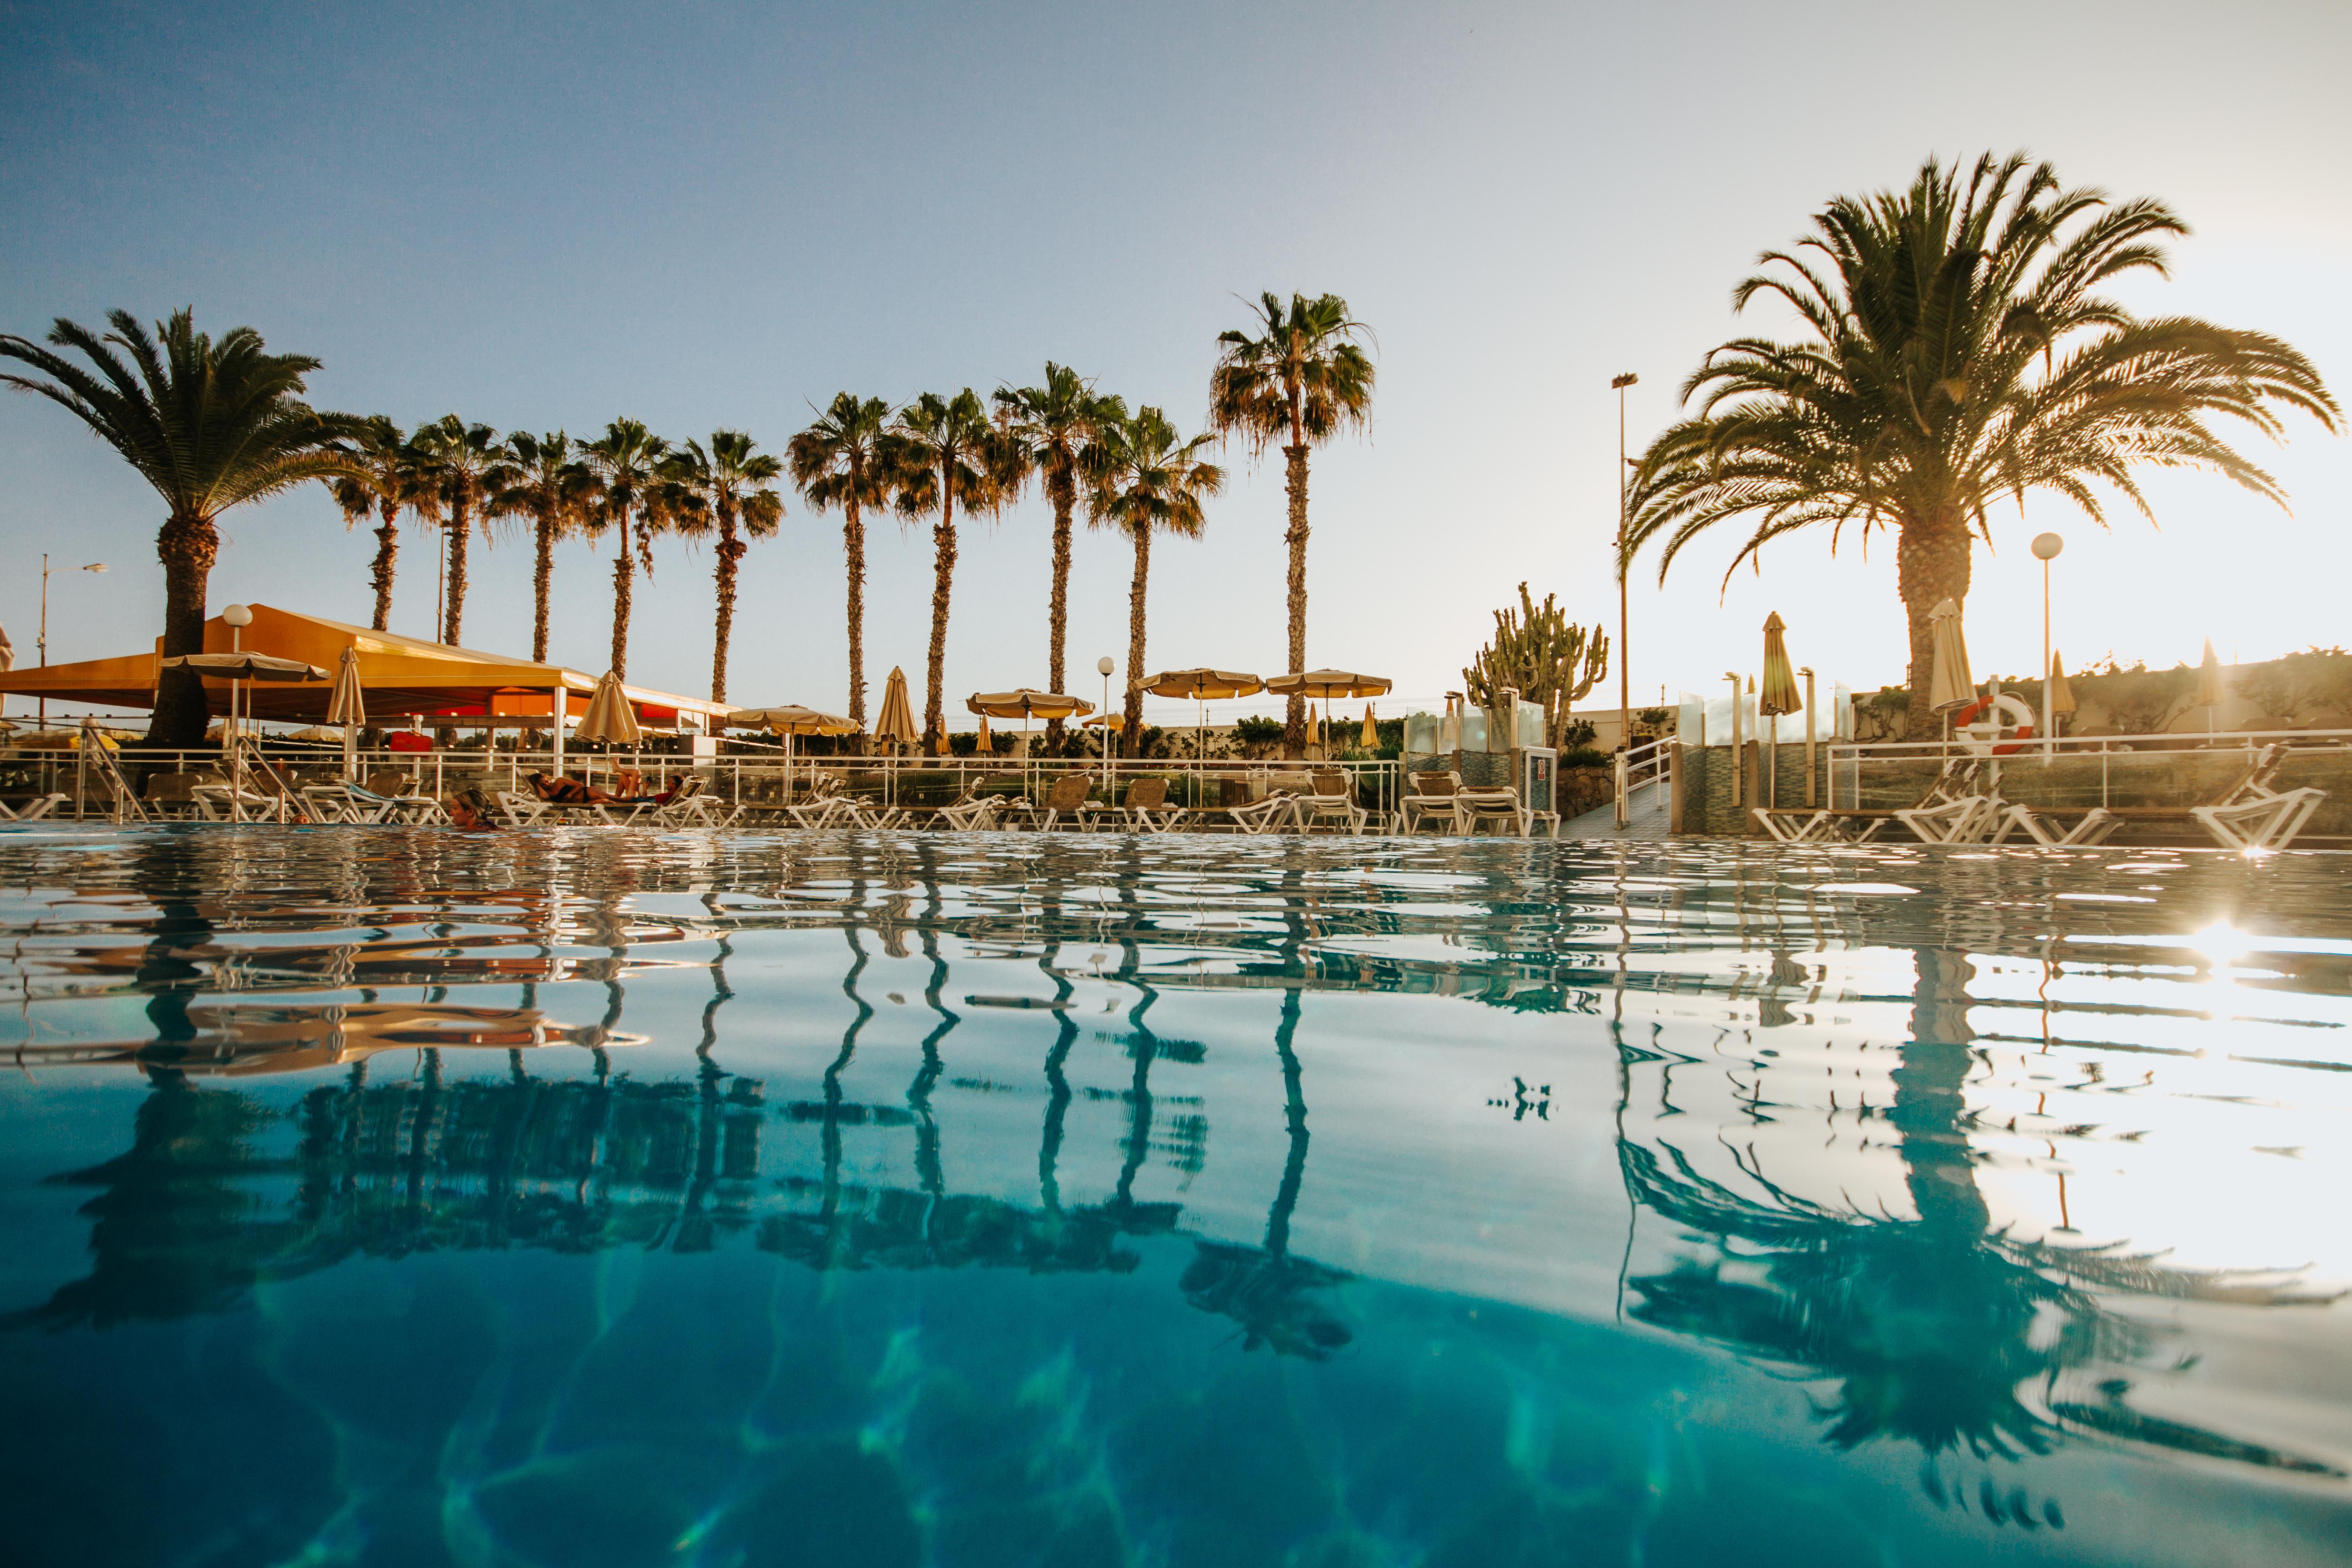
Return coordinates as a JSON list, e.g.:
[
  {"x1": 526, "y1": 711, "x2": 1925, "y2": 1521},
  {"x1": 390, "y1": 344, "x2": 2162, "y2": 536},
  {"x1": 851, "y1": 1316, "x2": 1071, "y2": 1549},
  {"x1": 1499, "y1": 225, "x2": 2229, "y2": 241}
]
[{"x1": 527, "y1": 771, "x2": 687, "y2": 808}]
